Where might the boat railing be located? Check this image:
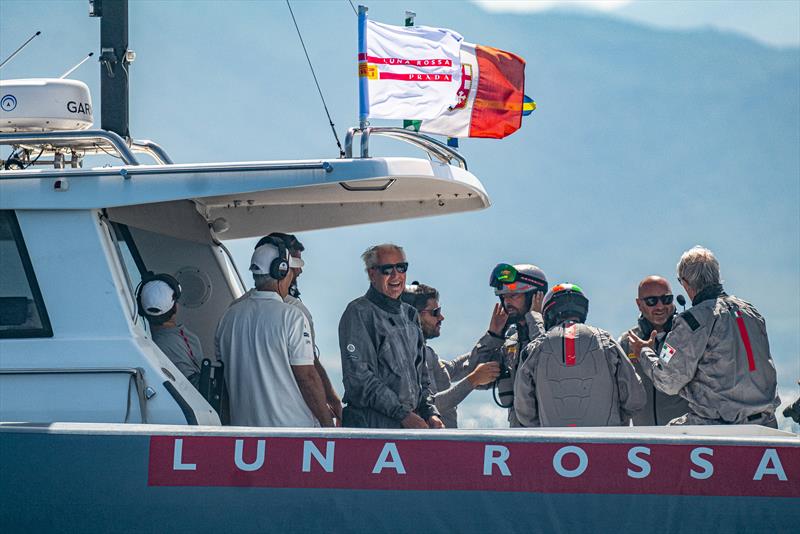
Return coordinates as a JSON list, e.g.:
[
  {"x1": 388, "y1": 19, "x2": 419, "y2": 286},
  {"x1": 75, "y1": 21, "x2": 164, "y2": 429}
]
[
  {"x1": 0, "y1": 130, "x2": 175, "y2": 167},
  {"x1": 344, "y1": 126, "x2": 467, "y2": 170}
]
